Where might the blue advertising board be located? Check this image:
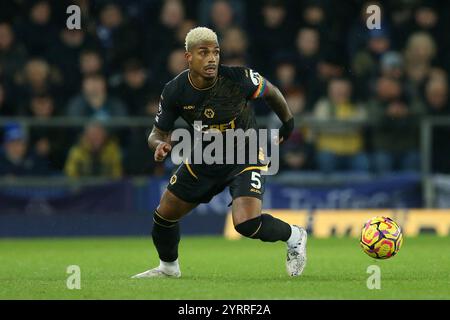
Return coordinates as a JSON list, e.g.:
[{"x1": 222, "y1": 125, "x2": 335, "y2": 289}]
[{"x1": 0, "y1": 174, "x2": 421, "y2": 237}]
